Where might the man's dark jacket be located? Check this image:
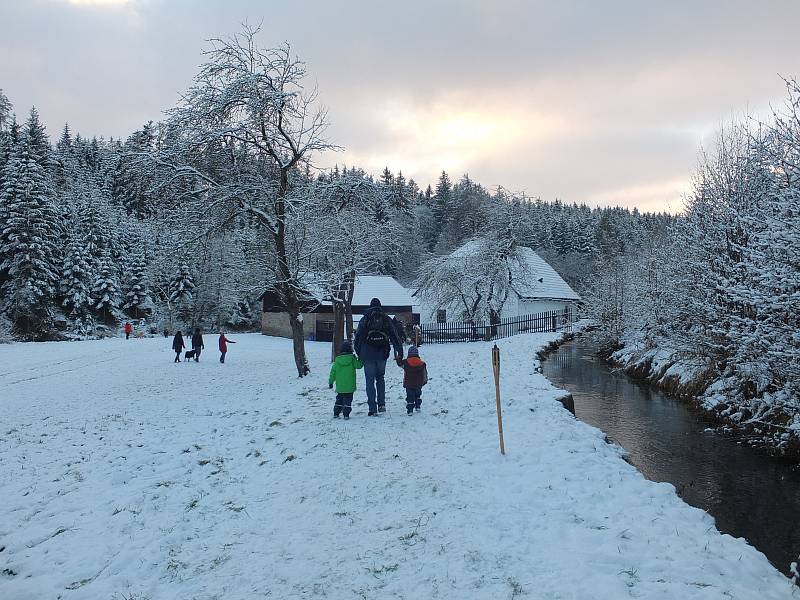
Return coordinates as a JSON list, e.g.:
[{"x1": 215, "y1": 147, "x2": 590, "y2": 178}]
[{"x1": 354, "y1": 307, "x2": 403, "y2": 361}]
